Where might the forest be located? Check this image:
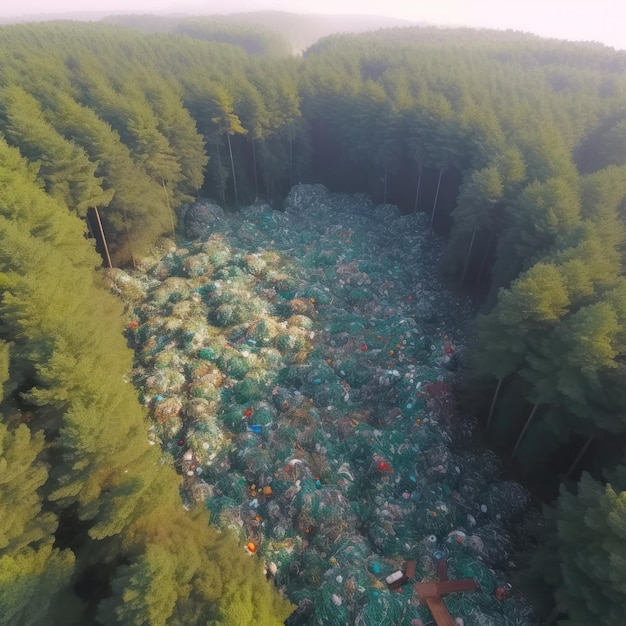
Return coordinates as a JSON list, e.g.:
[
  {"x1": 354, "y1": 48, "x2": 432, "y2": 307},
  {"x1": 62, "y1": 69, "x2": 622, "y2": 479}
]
[{"x1": 0, "y1": 14, "x2": 625, "y2": 625}]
